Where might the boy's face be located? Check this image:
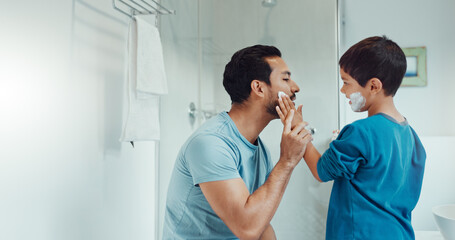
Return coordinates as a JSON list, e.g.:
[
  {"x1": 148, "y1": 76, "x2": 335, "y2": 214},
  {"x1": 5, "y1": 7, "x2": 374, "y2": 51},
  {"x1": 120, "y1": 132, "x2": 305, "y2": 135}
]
[
  {"x1": 264, "y1": 57, "x2": 300, "y2": 117},
  {"x1": 340, "y1": 68, "x2": 368, "y2": 112}
]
